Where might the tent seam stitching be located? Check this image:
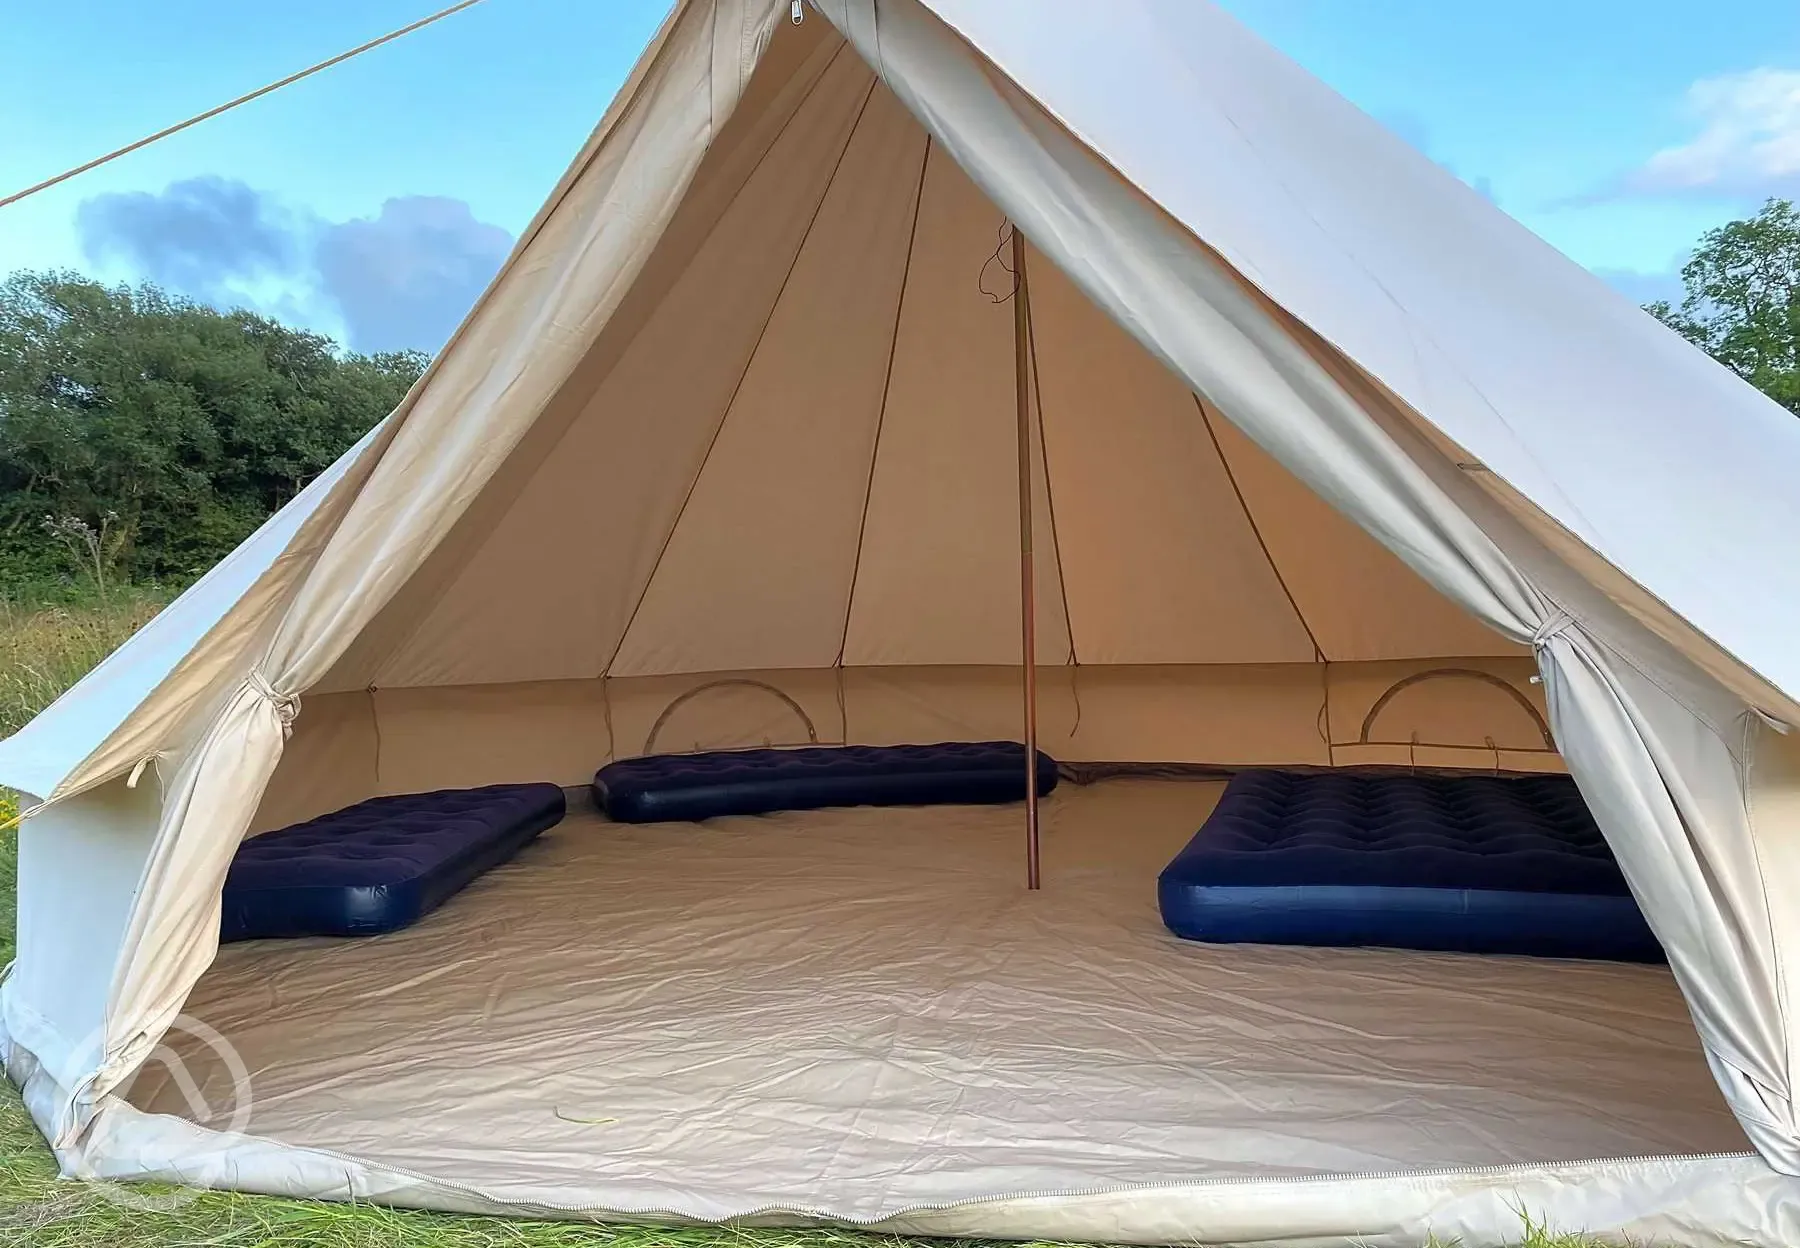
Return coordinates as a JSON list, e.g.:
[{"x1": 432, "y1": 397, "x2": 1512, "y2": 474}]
[
  {"x1": 1192, "y1": 395, "x2": 1325, "y2": 663},
  {"x1": 606, "y1": 71, "x2": 882, "y2": 677},
  {"x1": 359, "y1": 35, "x2": 853, "y2": 691},
  {"x1": 835, "y1": 130, "x2": 933, "y2": 669}
]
